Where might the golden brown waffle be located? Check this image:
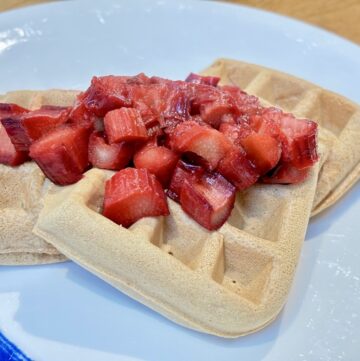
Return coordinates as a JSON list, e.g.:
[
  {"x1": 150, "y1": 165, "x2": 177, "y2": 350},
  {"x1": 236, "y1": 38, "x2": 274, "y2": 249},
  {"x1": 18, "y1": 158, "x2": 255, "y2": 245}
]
[{"x1": 202, "y1": 59, "x2": 360, "y2": 216}]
